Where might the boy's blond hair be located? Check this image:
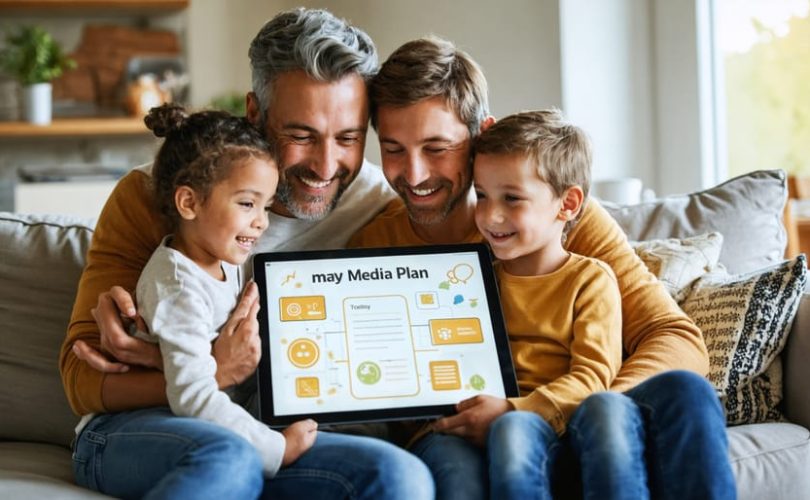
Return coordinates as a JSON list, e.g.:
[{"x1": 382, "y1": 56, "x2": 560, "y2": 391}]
[{"x1": 474, "y1": 109, "x2": 592, "y2": 232}]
